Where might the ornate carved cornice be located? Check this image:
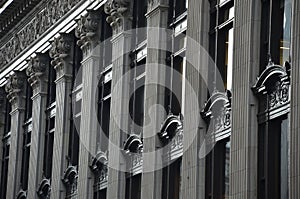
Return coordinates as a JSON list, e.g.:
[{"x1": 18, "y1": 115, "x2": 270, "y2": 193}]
[
  {"x1": 104, "y1": 0, "x2": 132, "y2": 34},
  {"x1": 0, "y1": 0, "x2": 82, "y2": 68},
  {"x1": 5, "y1": 71, "x2": 27, "y2": 106},
  {"x1": 26, "y1": 53, "x2": 49, "y2": 92},
  {"x1": 75, "y1": 10, "x2": 101, "y2": 53},
  {"x1": 49, "y1": 33, "x2": 74, "y2": 78}
]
